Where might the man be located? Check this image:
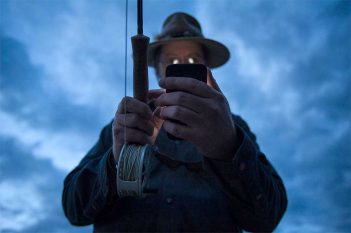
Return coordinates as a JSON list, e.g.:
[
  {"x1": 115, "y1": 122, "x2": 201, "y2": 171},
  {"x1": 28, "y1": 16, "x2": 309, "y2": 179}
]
[{"x1": 62, "y1": 12, "x2": 287, "y2": 232}]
